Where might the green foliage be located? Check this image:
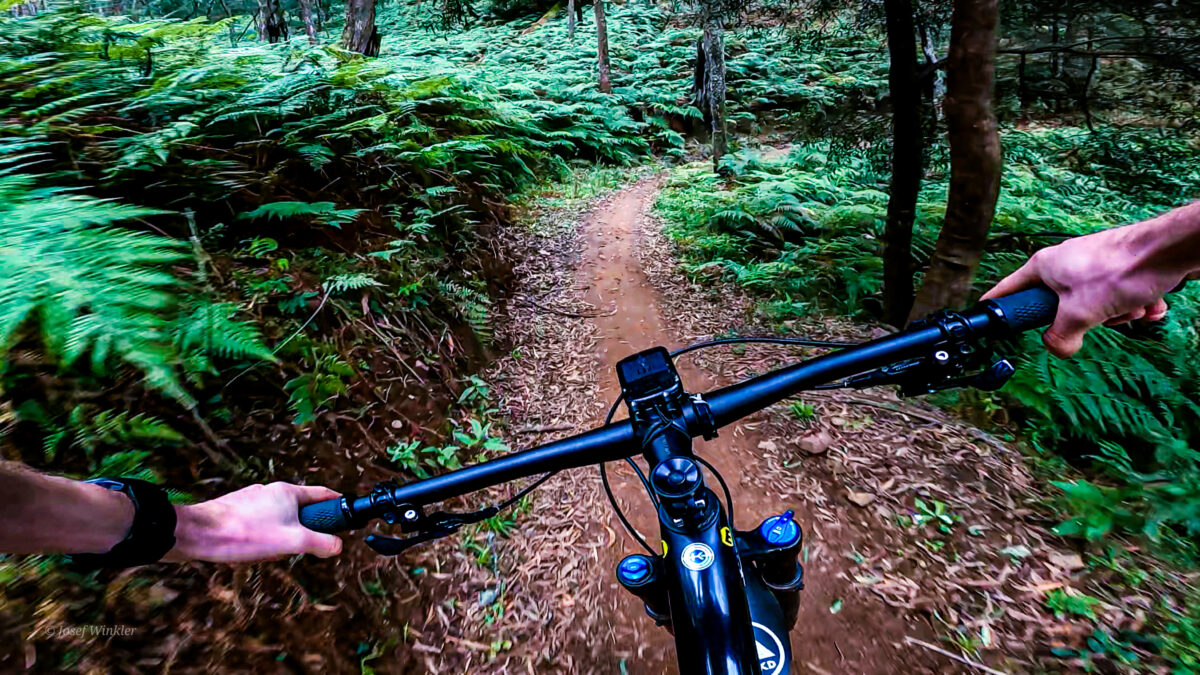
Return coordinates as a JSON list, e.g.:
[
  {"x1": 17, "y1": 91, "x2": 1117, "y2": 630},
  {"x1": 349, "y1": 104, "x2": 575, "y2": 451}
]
[
  {"x1": 68, "y1": 409, "x2": 184, "y2": 455},
  {"x1": 456, "y1": 374, "x2": 493, "y2": 408},
  {"x1": 910, "y1": 498, "x2": 961, "y2": 534},
  {"x1": 20, "y1": 401, "x2": 185, "y2": 463},
  {"x1": 1051, "y1": 480, "x2": 1136, "y2": 541},
  {"x1": 657, "y1": 145, "x2": 892, "y2": 320},
  {"x1": 387, "y1": 3, "x2": 884, "y2": 153},
  {"x1": 451, "y1": 417, "x2": 510, "y2": 457},
  {"x1": 387, "y1": 415, "x2": 508, "y2": 478},
  {"x1": 92, "y1": 450, "x2": 159, "y2": 483},
  {"x1": 788, "y1": 400, "x2": 816, "y2": 422},
  {"x1": 386, "y1": 439, "x2": 429, "y2": 477},
  {"x1": 0, "y1": 175, "x2": 272, "y2": 408},
  {"x1": 284, "y1": 352, "x2": 353, "y2": 426},
  {"x1": 322, "y1": 273, "x2": 382, "y2": 295},
  {"x1": 239, "y1": 201, "x2": 365, "y2": 229},
  {"x1": 1044, "y1": 588, "x2": 1104, "y2": 621},
  {"x1": 1161, "y1": 592, "x2": 1200, "y2": 673}
]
